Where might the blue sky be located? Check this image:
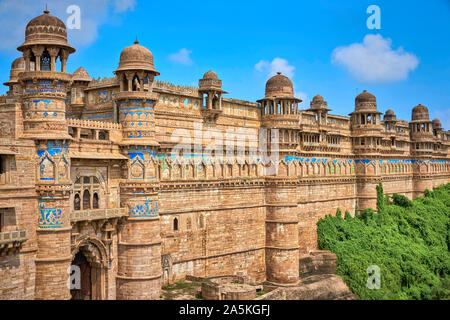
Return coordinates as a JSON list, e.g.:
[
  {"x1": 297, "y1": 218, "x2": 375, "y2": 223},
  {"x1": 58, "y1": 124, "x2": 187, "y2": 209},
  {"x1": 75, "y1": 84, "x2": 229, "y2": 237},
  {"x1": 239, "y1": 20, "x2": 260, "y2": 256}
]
[{"x1": 0, "y1": 0, "x2": 449, "y2": 128}]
